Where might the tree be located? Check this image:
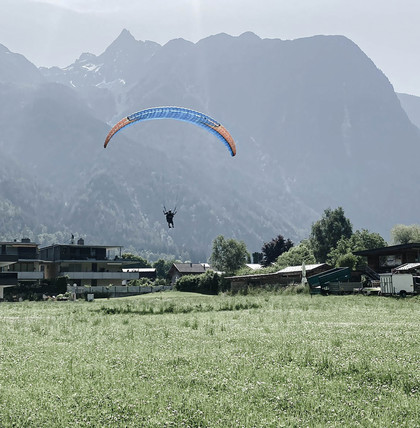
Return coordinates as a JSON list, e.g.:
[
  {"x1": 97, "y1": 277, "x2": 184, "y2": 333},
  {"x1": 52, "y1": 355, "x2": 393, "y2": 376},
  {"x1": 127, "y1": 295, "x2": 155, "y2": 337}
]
[
  {"x1": 309, "y1": 207, "x2": 352, "y2": 262},
  {"x1": 153, "y1": 259, "x2": 175, "y2": 279},
  {"x1": 175, "y1": 270, "x2": 223, "y2": 295},
  {"x1": 391, "y1": 224, "x2": 420, "y2": 244},
  {"x1": 275, "y1": 240, "x2": 316, "y2": 269},
  {"x1": 327, "y1": 229, "x2": 387, "y2": 269},
  {"x1": 252, "y1": 252, "x2": 264, "y2": 264},
  {"x1": 54, "y1": 276, "x2": 70, "y2": 294},
  {"x1": 261, "y1": 234, "x2": 294, "y2": 267},
  {"x1": 209, "y1": 235, "x2": 249, "y2": 275},
  {"x1": 121, "y1": 253, "x2": 151, "y2": 267}
]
